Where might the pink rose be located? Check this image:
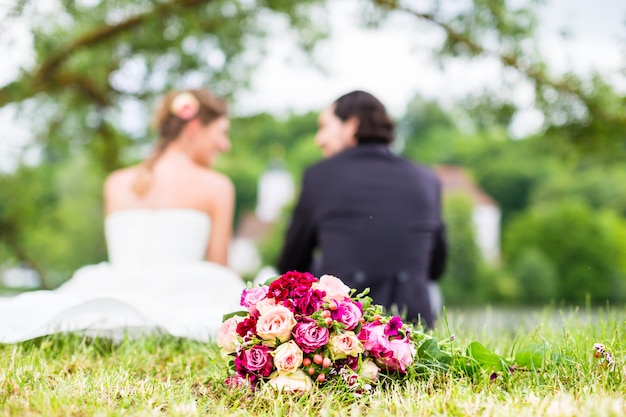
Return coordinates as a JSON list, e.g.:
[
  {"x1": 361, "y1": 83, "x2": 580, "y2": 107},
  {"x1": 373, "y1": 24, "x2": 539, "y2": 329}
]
[
  {"x1": 359, "y1": 322, "x2": 390, "y2": 357},
  {"x1": 331, "y1": 300, "x2": 362, "y2": 330},
  {"x1": 241, "y1": 286, "x2": 269, "y2": 314},
  {"x1": 292, "y1": 319, "x2": 330, "y2": 353},
  {"x1": 272, "y1": 341, "x2": 303, "y2": 375},
  {"x1": 256, "y1": 305, "x2": 297, "y2": 345},
  {"x1": 267, "y1": 369, "x2": 313, "y2": 393},
  {"x1": 375, "y1": 337, "x2": 415, "y2": 373},
  {"x1": 327, "y1": 331, "x2": 363, "y2": 360},
  {"x1": 217, "y1": 315, "x2": 244, "y2": 354},
  {"x1": 313, "y1": 274, "x2": 351, "y2": 301},
  {"x1": 235, "y1": 345, "x2": 274, "y2": 379}
]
